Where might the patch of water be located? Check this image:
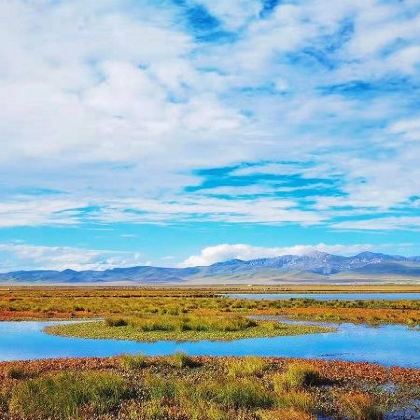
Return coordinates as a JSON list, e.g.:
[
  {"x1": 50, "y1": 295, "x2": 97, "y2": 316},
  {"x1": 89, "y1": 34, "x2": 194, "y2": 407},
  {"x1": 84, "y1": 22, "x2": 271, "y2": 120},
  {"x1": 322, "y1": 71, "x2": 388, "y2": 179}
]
[{"x1": 0, "y1": 320, "x2": 419, "y2": 367}]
